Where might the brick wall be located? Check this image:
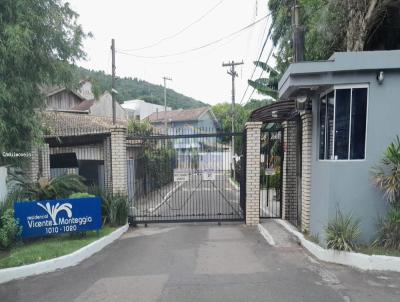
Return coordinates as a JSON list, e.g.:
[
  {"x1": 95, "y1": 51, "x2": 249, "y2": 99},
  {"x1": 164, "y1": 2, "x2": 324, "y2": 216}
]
[
  {"x1": 26, "y1": 147, "x2": 39, "y2": 183},
  {"x1": 282, "y1": 120, "x2": 299, "y2": 225},
  {"x1": 110, "y1": 127, "x2": 128, "y2": 195},
  {"x1": 103, "y1": 136, "x2": 113, "y2": 192},
  {"x1": 245, "y1": 122, "x2": 262, "y2": 225},
  {"x1": 301, "y1": 112, "x2": 312, "y2": 232}
]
